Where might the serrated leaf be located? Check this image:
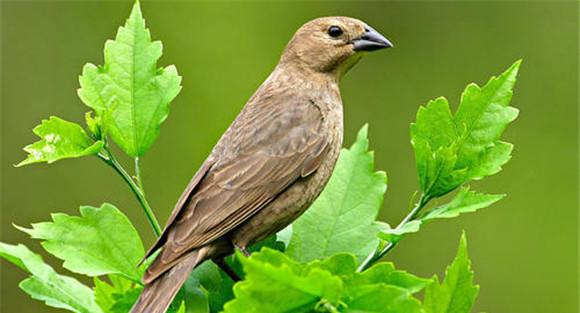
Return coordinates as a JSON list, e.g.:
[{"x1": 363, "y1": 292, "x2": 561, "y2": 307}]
[
  {"x1": 422, "y1": 187, "x2": 505, "y2": 221},
  {"x1": 410, "y1": 98, "x2": 459, "y2": 194},
  {"x1": 0, "y1": 243, "x2": 102, "y2": 313},
  {"x1": 94, "y1": 275, "x2": 135, "y2": 313},
  {"x1": 467, "y1": 141, "x2": 513, "y2": 180},
  {"x1": 304, "y1": 253, "x2": 358, "y2": 279},
  {"x1": 224, "y1": 248, "x2": 427, "y2": 313},
  {"x1": 78, "y1": 1, "x2": 182, "y2": 156},
  {"x1": 223, "y1": 248, "x2": 343, "y2": 313},
  {"x1": 93, "y1": 278, "x2": 117, "y2": 312},
  {"x1": 344, "y1": 284, "x2": 423, "y2": 313},
  {"x1": 17, "y1": 116, "x2": 103, "y2": 166},
  {"x1": 349, "y1": 262, "x2": 430, "y2": 295},
  {"x1": 287, "y1": 125, "x2": 387, "y2": 263},
  {"x1": 423, "y1": 233, "x2": 479, "y2": 313},
  {"x1": 411, "y1": 61, "x2": 520, "y2": 197},
  {"x1": 17, "y1": 203, "x2": 144, "y2": 281},
  {"x1": 454, "y1": 63, "x2": 520, "y2": 172}
]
